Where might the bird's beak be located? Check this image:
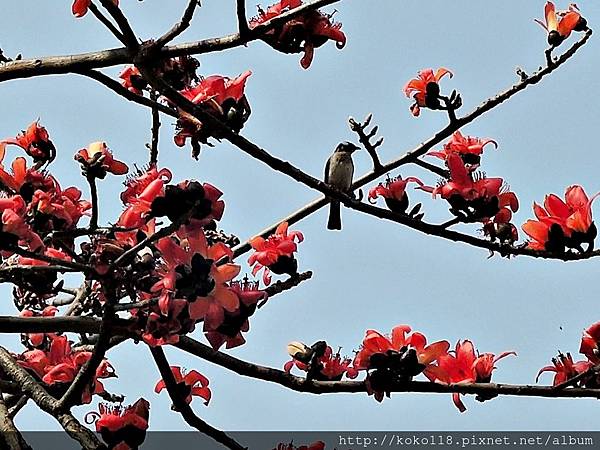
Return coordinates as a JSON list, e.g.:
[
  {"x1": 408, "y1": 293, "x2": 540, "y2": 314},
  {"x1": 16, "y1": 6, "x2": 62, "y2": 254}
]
[{"x1": 349, "y1": 144, "x2": 360, "y2": 153}]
